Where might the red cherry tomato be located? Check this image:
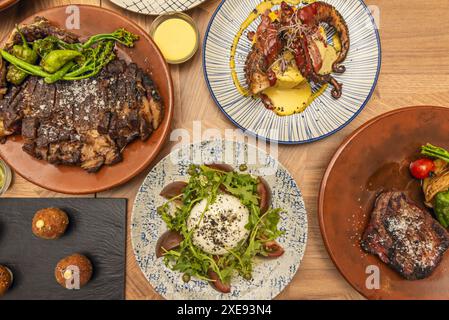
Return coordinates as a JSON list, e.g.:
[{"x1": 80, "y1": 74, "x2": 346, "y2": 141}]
[{"x1": 410, "y1": 158, "x2": 435, "y2": 179}]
